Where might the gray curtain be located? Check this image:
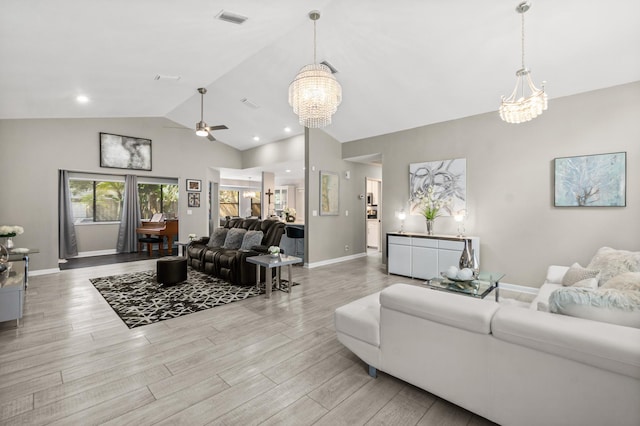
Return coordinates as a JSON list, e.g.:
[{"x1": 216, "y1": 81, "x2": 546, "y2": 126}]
[
  {"x1": 116, "y1": 174, "x2": 141, "y2": 253},
  {"x1": 58, "y1": 170, "x2": 78, "y2": 258}
]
